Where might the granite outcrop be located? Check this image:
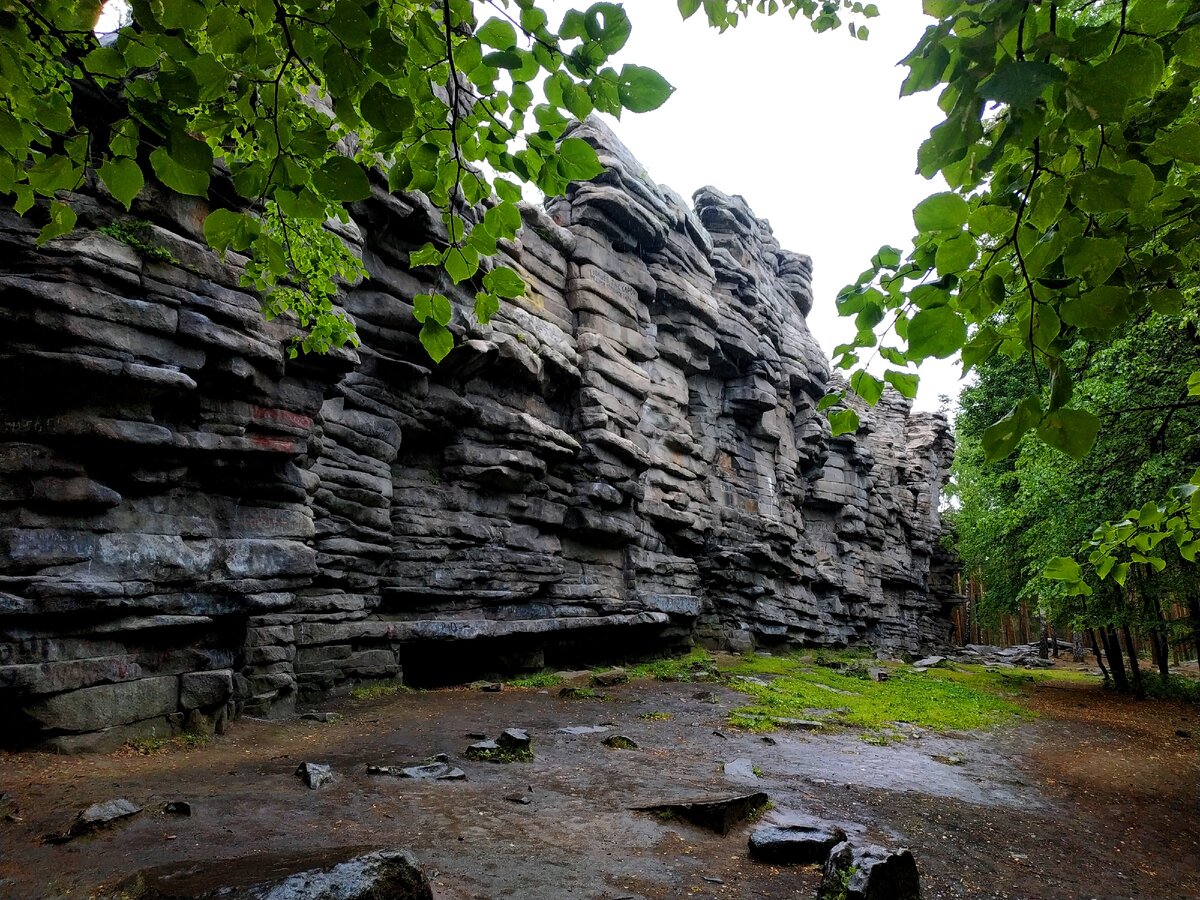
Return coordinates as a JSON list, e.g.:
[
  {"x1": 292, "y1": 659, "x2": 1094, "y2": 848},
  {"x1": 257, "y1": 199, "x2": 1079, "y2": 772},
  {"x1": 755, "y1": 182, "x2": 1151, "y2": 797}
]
[{"x1": 0, "y1": 119, "x2": 959, "y2": 750}]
